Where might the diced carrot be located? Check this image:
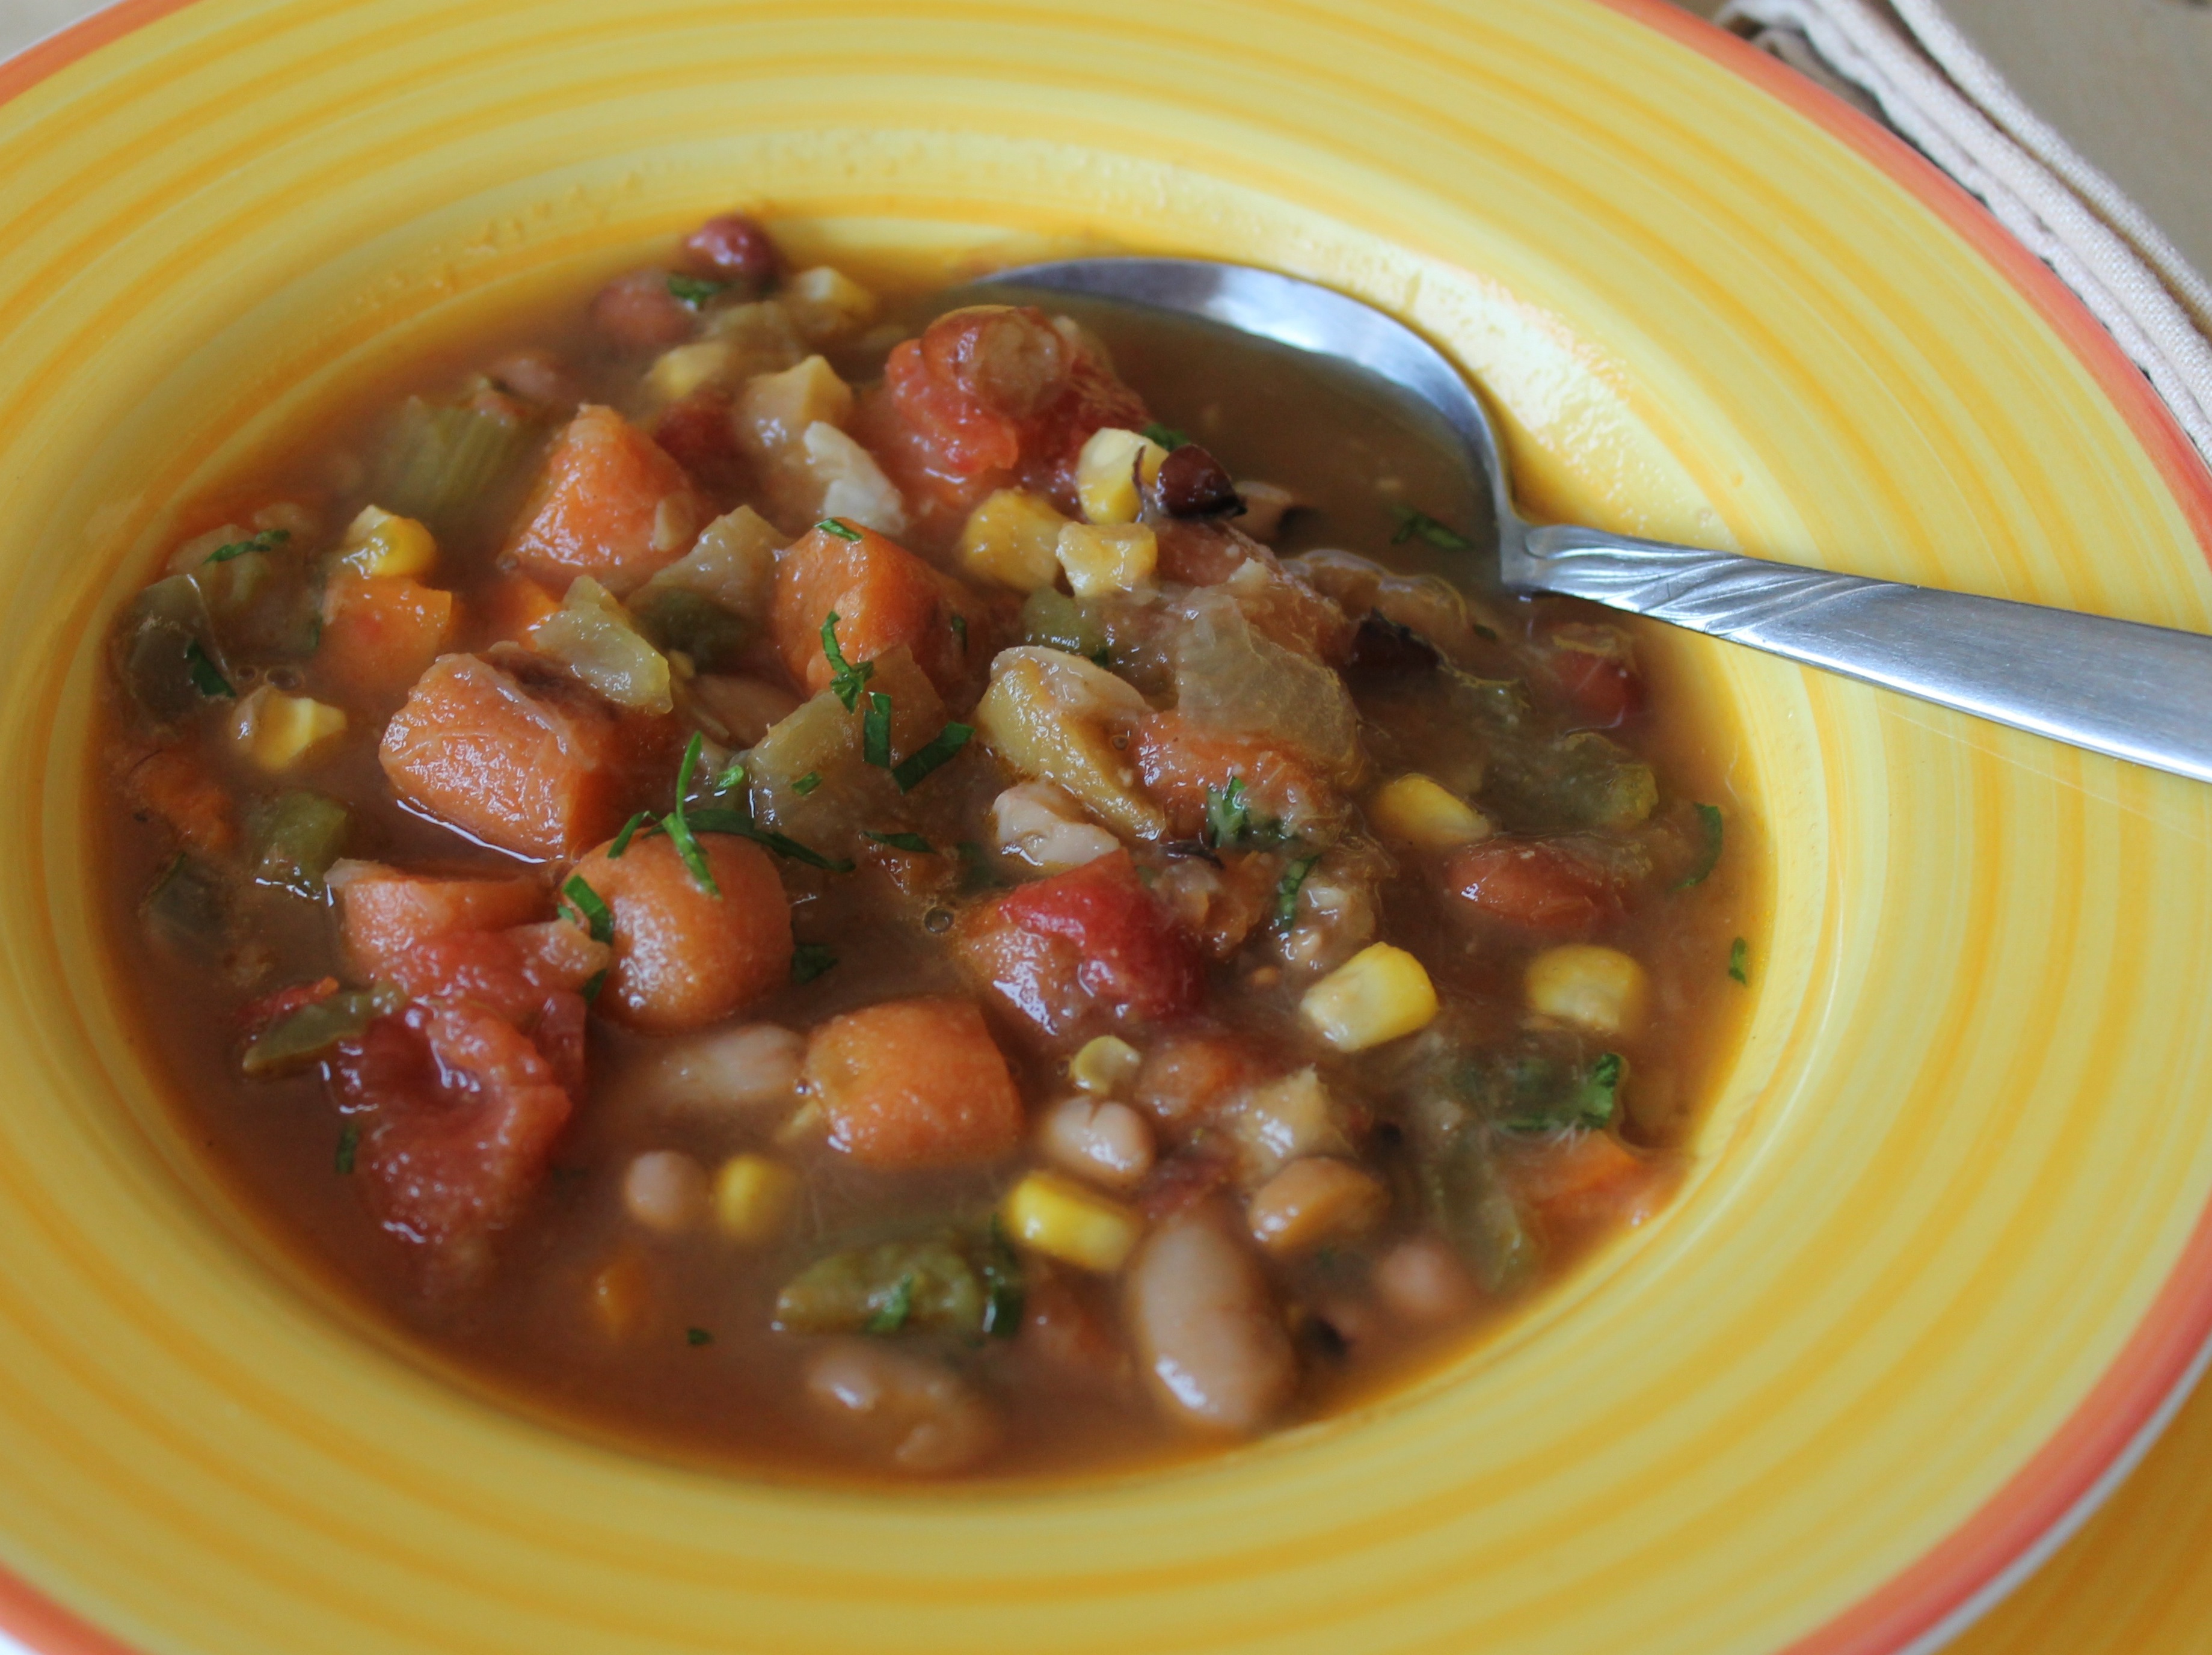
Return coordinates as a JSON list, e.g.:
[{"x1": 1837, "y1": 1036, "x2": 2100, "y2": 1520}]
[
  {"x1": 336, "y1": 864, "x2": 549, "y2": 982},
  {"x1": 373, "y1": 927, "x2": 607, "y2": 1025},
  {"x1": 505, "y1": 404, "x2": 708, "y2": 596},
  {"x1": 121, "y1": 743, "x2": 235, "y2": 855},
  {"x1": 378, "y1": 649, "x2": 673, "y2": 861},
  {"x1": 1442, "y1": 837, "x2": 1633, "y2": 937},
  {"x1": 1502, "y1": 1131, "x2": 1669, "y2": 1237},
  {"x1": 1131, "y1": 711, "x2": 1336, "y2": 842},
  {"x1": 317, "y1": 573, "x2": 458, "y2": 704},
  {"x1": 805, "y1": 997, "x2": 1024, "y2": 1168},
  {"x1": 956, "y1": 850, "x2": 1204, "y2": 1043},
  {"x1": 477, "y1": 571, "x2": 562, "y2": 648},
  {"x1": 769, "y1": 521, "x2": 983, "y2": 698},
  {"x1": 567, "y1": 832, "x2": 793, "y2": 1032}
]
